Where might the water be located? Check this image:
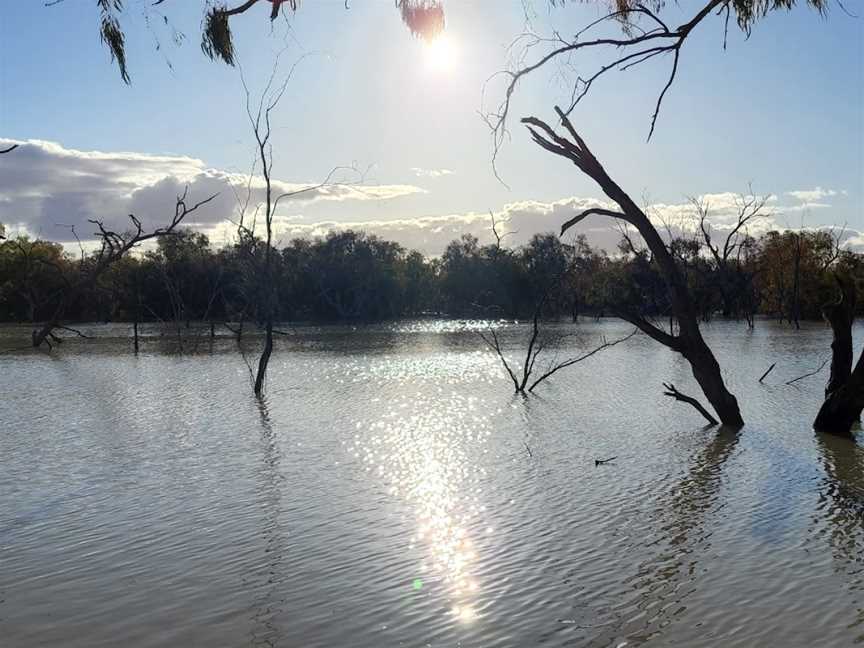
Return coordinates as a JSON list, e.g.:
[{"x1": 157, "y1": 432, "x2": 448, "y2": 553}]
[{"x1": 1, "y1": 319, "x2": 862, "y2": 647}]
